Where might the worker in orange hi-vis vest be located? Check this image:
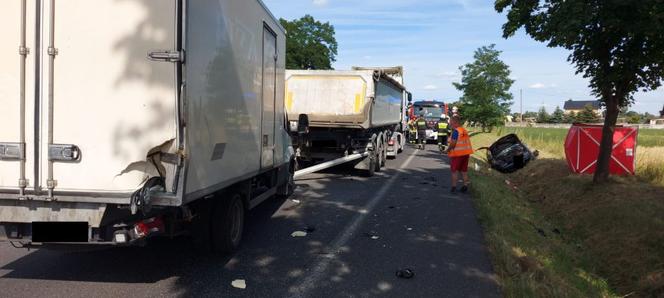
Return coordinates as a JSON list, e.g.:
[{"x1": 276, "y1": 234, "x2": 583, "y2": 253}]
[{"x1": 445, "y1": 116, "x2": 473, "y2": 194}]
